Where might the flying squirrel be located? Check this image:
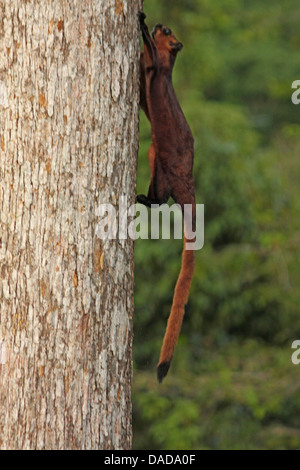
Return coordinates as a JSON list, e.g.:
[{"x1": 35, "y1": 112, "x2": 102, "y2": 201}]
[{"x1": 138, "y1": 12, "x2": 196, "y2": 382}]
